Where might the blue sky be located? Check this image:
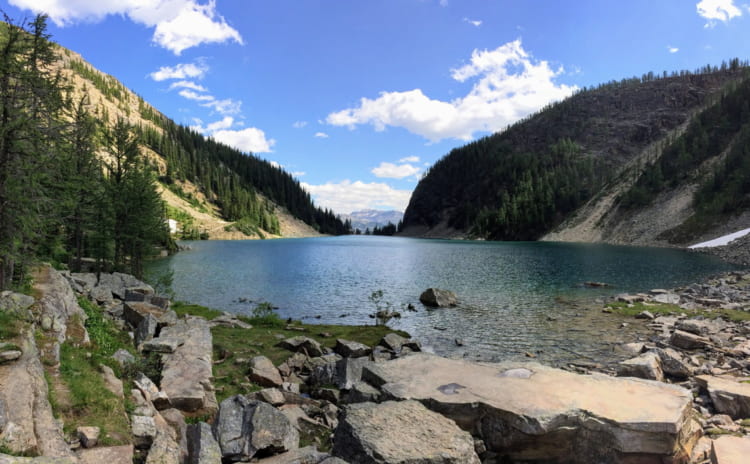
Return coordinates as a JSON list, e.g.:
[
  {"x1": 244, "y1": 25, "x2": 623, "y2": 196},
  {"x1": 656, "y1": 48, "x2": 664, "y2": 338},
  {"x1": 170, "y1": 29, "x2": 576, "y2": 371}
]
[{"x1": 3, "y1": 0, "x2": 750, "y2": 214}]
